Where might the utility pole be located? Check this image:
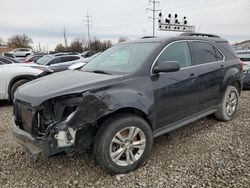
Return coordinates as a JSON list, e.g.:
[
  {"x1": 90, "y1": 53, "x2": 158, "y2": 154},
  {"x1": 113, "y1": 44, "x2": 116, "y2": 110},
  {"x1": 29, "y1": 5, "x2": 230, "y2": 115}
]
[
  {"x1": 63, "y1": 26, "x2": 68, "y2": 50},
  {"x1": 146, "y1": 0, "x2": 161, "y2": 37},
  {"x1": 84, "y1": 12, "x2": 93, "y2": 50}
]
